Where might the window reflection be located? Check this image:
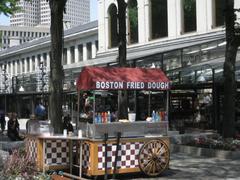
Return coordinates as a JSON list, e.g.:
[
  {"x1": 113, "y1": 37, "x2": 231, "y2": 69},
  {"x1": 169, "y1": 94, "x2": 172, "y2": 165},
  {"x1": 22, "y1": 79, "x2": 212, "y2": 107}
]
[{"x1": 163, "y1": 50, "x2": 181, "y2": 71}]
